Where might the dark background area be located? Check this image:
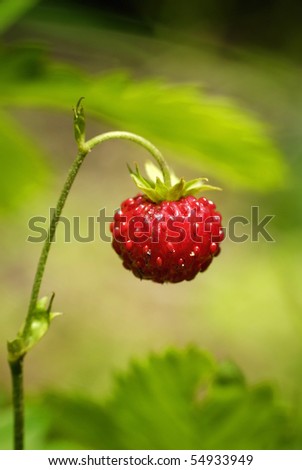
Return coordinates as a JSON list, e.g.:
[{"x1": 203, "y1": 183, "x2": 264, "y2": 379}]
[{"x1": 57, "y1": 0, "x2": 302, "y2": 58}]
